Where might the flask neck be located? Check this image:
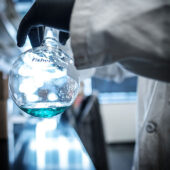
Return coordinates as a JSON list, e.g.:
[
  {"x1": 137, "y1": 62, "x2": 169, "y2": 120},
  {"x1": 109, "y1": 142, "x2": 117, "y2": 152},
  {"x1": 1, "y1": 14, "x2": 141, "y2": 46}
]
[
  {"x1": 42, "y1": 37, "x2": 73, "y2": 64},
  {"x1": 43, "y1": 37, "x2": 59, "y2": 48}
]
